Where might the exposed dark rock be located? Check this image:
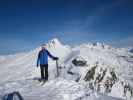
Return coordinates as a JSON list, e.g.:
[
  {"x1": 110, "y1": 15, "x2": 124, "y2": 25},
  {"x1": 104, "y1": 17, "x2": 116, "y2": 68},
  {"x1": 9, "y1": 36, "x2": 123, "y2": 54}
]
[
  {"x1": 72, "y1": 57, "x2": 87, "y2": 66},
  {"x1": 123, "y1": 83, "x2": 133, "y2": 97},
  {"x1": 67, "y1": 71, "x2": 74, "y2": 75},
  {"x1": 95, "y1": 68, "x2": 107, "y2": 84},
  {"x1": 110, "y1": 71, "x2": 117, "y2": 82},
  {"x1": 84, "y1": 65, "x2": 97, "y2": 81},
  {"x1": 84, "y1": 64, "x2": 121, "y2": 95}
]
